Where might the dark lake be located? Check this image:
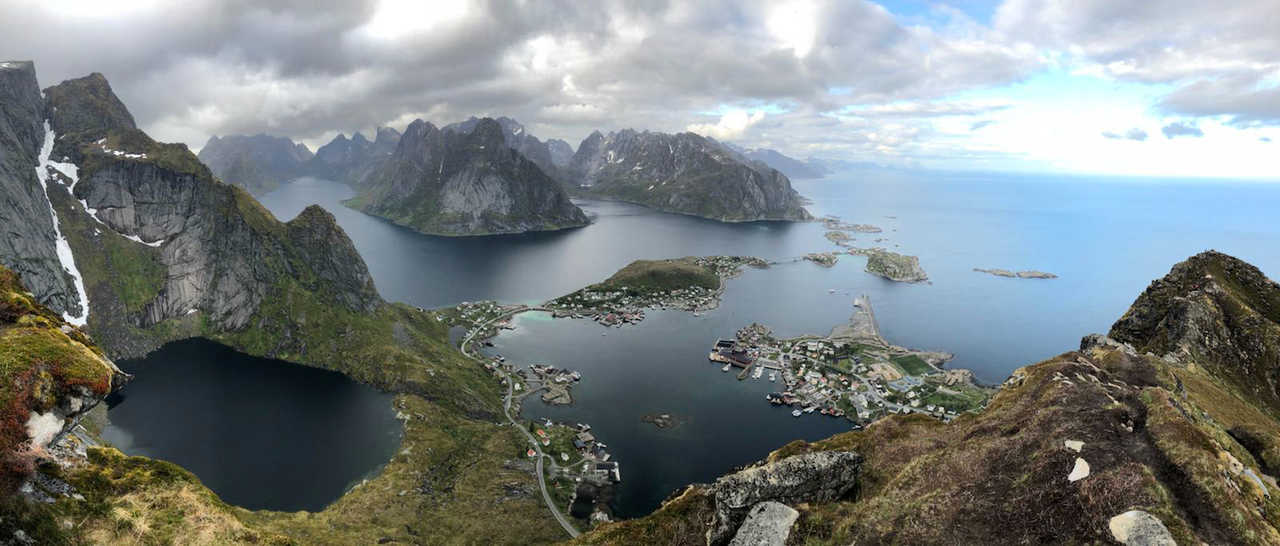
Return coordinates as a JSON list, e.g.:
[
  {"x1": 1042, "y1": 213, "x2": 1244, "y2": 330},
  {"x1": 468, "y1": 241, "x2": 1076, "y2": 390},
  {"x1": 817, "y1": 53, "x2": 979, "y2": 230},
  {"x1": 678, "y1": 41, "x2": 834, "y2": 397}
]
[{"x1": 101, "y1": 338, "x2": 403, "y2": 512}]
